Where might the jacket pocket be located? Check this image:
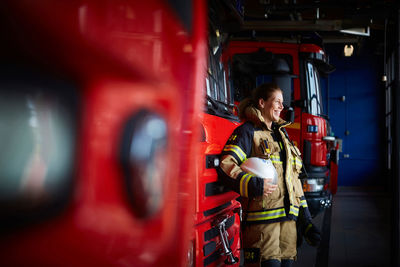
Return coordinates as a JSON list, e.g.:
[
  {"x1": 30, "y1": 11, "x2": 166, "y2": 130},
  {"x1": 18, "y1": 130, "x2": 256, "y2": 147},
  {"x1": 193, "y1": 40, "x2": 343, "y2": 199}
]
[
  {"x1": 290, "y1": 145, "x2": 303, "y2": 174},
  {"x1": 266, "y1": 140, "x2": 281, "y2": 155},
  {"x1": 293, "y1": 177, "x2": 304, "y2": 197}
]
